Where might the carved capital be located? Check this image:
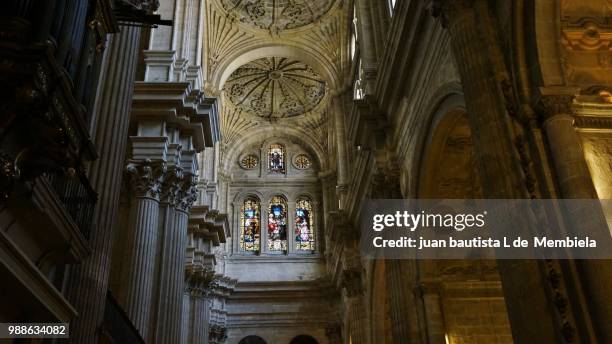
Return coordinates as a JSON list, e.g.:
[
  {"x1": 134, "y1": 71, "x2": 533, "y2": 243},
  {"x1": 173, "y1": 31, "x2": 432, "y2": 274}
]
[
  {"x1": 160, "y1": 165, "x2": 183, "y2": 204},
  {"x1": 536, "y1": 87, "x2": 581, "y2": 120},
  {"x1": 125, "y1": 159, "x2": 166, "y2": 199},
  {"x1": 177, "y1": 173, "x2": 198, "y2": 212}
]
